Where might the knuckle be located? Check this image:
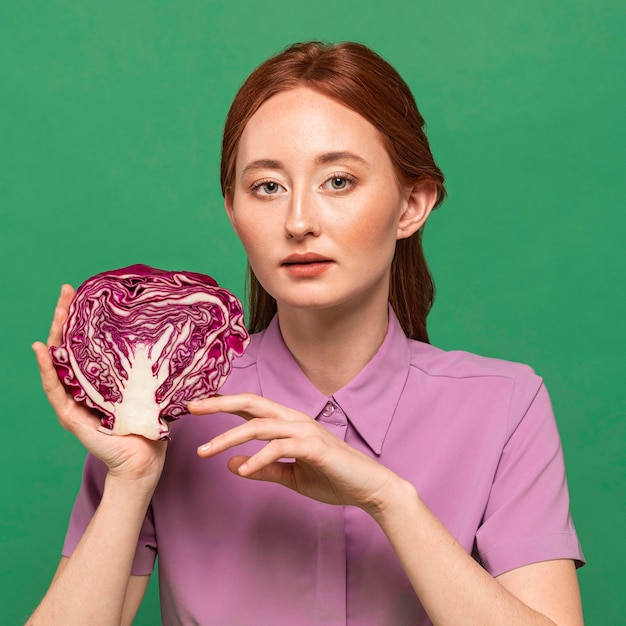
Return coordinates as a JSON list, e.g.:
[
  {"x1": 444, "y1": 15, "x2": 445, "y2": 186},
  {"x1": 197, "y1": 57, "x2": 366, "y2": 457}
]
[
  {"x1": 261, "y1": 439, "x2": 286, "y2": 462},
  {"x1": 239, "y1": 393, "x2": 256, "y2": 410}
]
